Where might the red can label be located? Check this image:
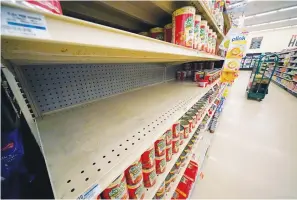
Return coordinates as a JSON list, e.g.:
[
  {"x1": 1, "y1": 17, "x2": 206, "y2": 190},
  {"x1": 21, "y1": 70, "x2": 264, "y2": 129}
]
[
  {"x1": 166, "y1": 145, "x2": 172, "y2": 162},
  {"x1": 172, "y1": 122, "x2": 180, "y2": 138},
  {"x1": 142, "y1": 167, "x2": 157, "y2": 188},
  {"x1": 155, "y1": 134, "x2": 166, "y2": 157},
  {"x1": 125, "y1": 158, "x2": 143, "y2": 185},
  {"x1": 165, "y1": 129, "x2": 172, "y2": 146},
  {"x1": 127, "y1": 181, "x2": 145, "y2": 200},
  {"x1": 172, "y1": 137, "x2": 180, "y2": 154},
  {"x1": 141, "y1": 145, "x2": 155, "y2": 169},
  {"x1": 164, "y1": 23, "x2": 172, "y2": 43},
  {"x1": 155, "y1": 155, "x2": 166, "y2": 174},
  {"x1": 102, "y1": 174, "x2": 129, "y2": 199}
]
